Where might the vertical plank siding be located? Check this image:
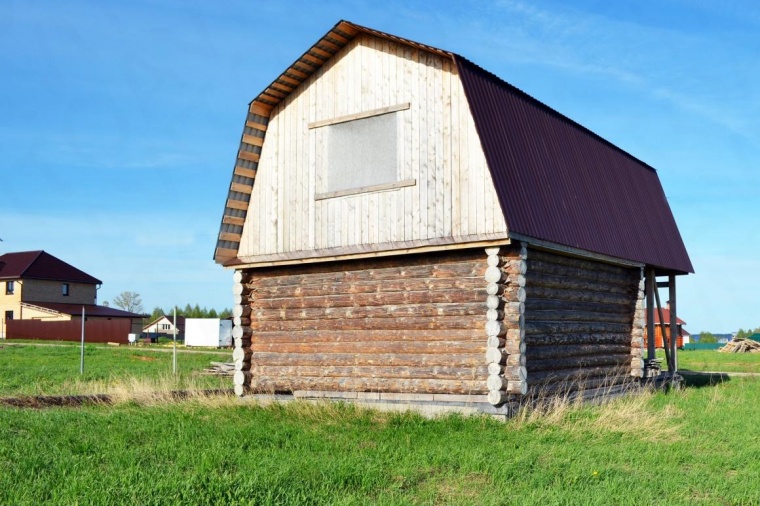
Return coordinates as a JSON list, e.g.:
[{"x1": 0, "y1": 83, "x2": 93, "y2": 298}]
[
  {"x1": 239, "y1": 249, "x2": 491, "y2": 395},
  {"x1": 523, "y1": 248, "x2": 642, "y2": 394},
  {"x1": 238, "y1": 33, "x2": 507, "y2": 261}
]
